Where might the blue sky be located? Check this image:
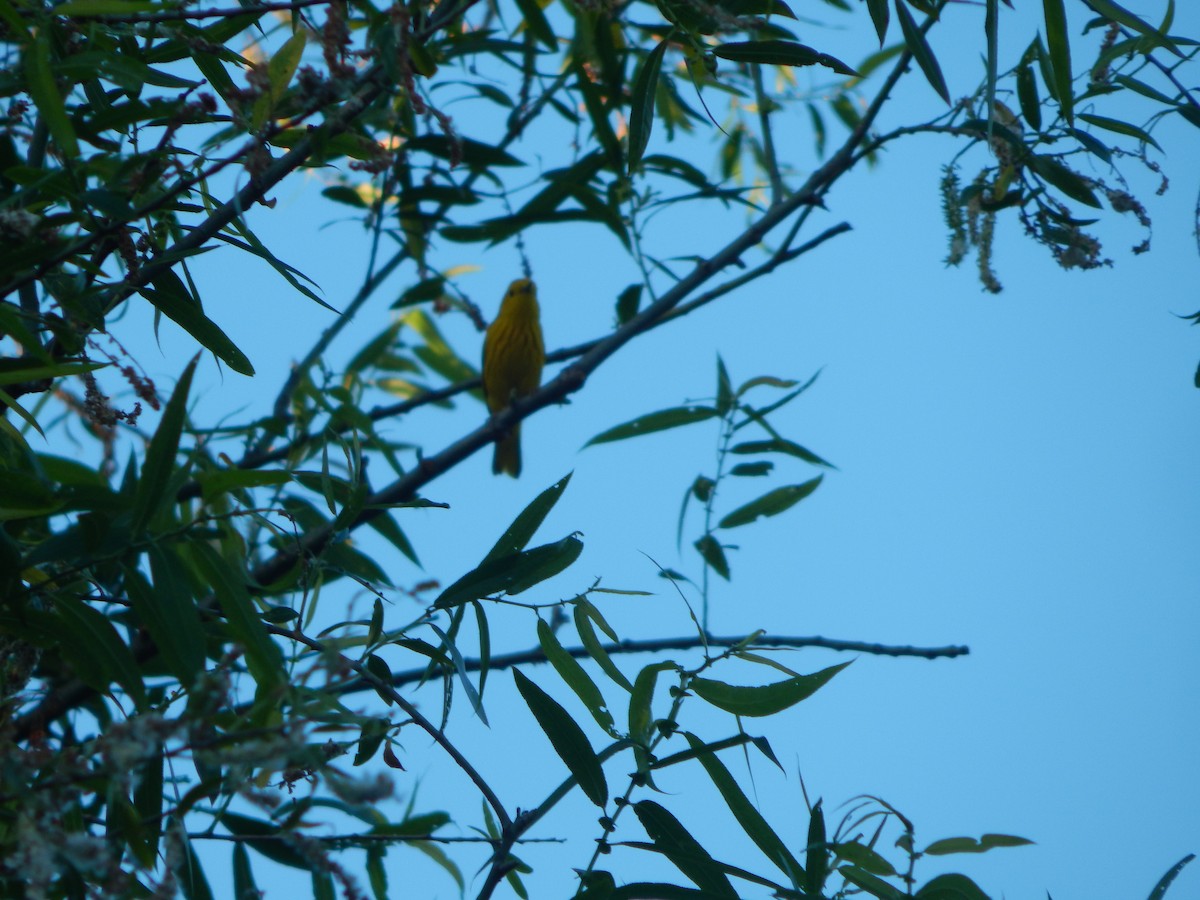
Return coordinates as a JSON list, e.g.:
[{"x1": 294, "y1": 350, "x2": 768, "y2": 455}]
[{"x1": 102, "y1": 0, "x2": 1200, "y2": 895}]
